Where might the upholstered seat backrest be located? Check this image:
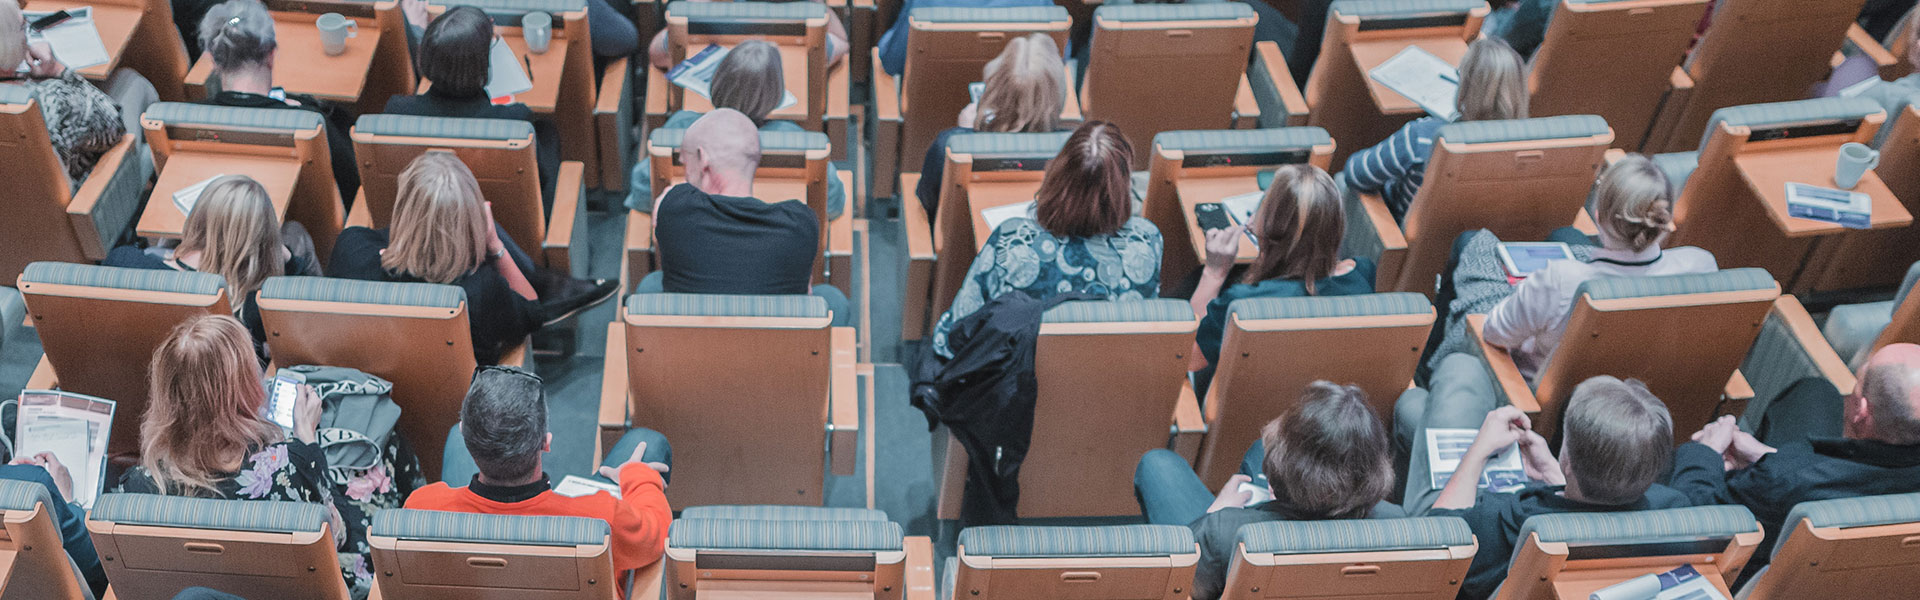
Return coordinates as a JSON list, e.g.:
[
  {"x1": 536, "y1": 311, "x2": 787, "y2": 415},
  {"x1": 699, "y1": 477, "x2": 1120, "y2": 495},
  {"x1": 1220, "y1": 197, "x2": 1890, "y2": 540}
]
[
  {"x1": 1648, "y1": 0, "x2": 1869, "y2": 152},
  {"x1": 679, "y1": 505, "x2": 890, "y2": 521},
  {"x1": 665, "y1": 1, "x2": 829, "y2": 123},
  {"x1": 899, "y1": 6, "x2": 1071, "y2": 175},
  {"x1": 665, "y1": 518, "x2": 907, "y2": 600},
  {"x1": 928, "y1": 131, "x2": 1073, "y2": 321},
  {"x1": 17, "y1": 262, "x2": 231, "y2": 457},
  {"x1": 952, "y1": 525, "x2": 1197, "y2": 600},
  {"x1": 0, "y1": 86, "x2": 89, "y2": 284},
  {"x1": 367, "y1": 509, "x2": 617, "y2": 600},
  {"x1": 1501, "y1": 505, "x2": 1762, "y2": 600},
  {"x1": 1528, "y1": 0, "x2": 1710, "y2": 150},
  {"x1": 351, "y1": 115, "x2": 543, "y2": 254},
  {"x1": 256, "y1": 276, "x2": 474, "y2": 480},
  {"x1": 1222, "y1": 517, "x2": 1476, "y2": 600},
  {"x1": 1198, "y1": 293, "x2": 1432, "y2": 487},
  {"x1": 86, "y1": 494, "x2": 348, "y2": 600},
  {"x1": 1394, "y1": 115, "x2": 1613, "y2": 295},
  {"x1": 1740, "y1": 492, "x2": 1920, "y2": 599},
  {"x1": 1306, "y1": 0, "x2": 1487, "y2": 167},
  {"x1": 0, "y1": 479, "x2": 90, "y2": 600},
  {"x1": 1082, "y1": 2, "x2": 1257, "y2": 168}
]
